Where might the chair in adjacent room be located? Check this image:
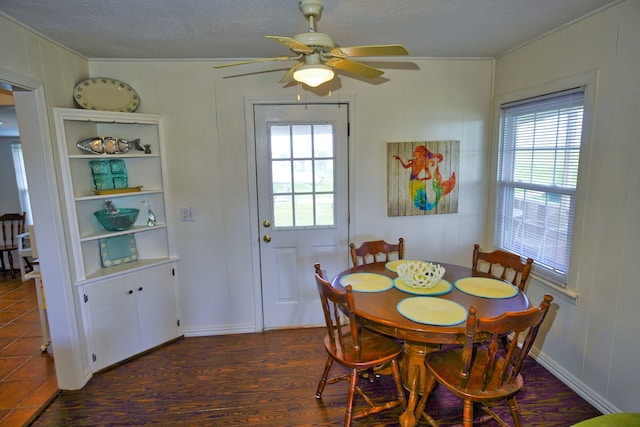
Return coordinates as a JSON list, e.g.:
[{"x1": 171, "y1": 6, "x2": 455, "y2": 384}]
[
  {"x1": 472, "y1": 243, "x2": 533, "y2": 291},
  {"x1": 416, "y1": 294, "x2": 554, "y2": 427},
  {"x1": 350, "y1": 238, "x2": 404, "y2": 267},
  {"x1": 18, "y1": 224, "x2": 37, "y2": 281},
  {"x1": 0, "y1": 212, "x2": 26, "y2": 280},
  {"x1": 314, "y1": 263, "x2": 406, "y2": 426}
]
